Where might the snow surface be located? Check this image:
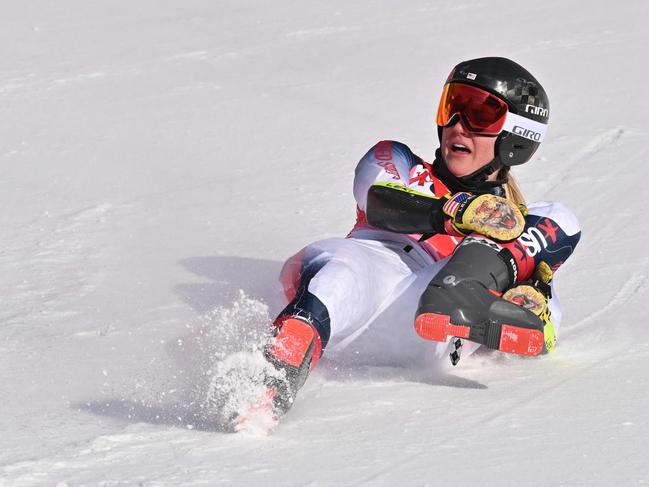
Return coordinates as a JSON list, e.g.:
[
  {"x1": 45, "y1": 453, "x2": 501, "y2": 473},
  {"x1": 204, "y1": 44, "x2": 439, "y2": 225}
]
[{"x1": 2, "y1": 0, "x2": 649, "y2": 485}]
